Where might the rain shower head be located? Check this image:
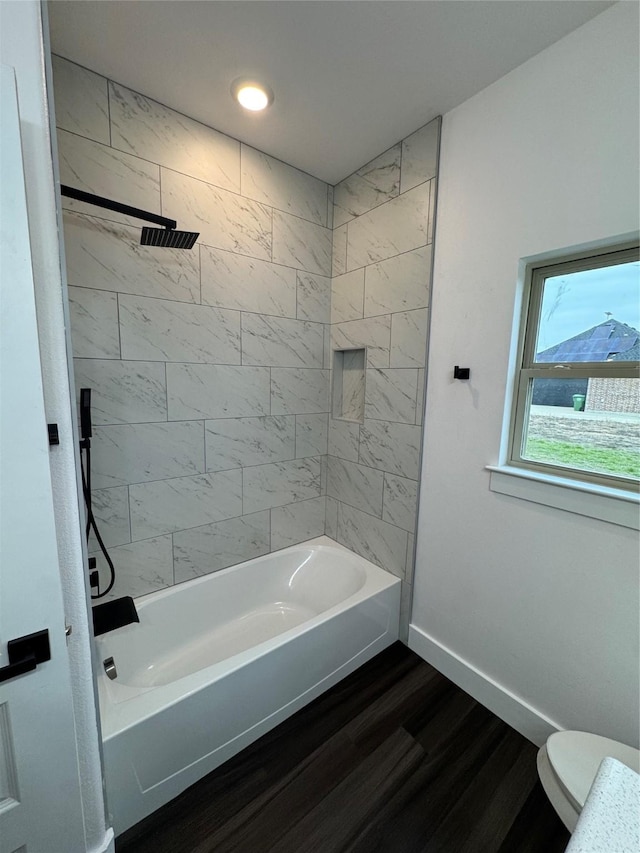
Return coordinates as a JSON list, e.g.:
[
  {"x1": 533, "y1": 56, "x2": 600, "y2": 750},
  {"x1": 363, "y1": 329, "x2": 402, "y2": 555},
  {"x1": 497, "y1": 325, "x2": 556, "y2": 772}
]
[
  {"x1": 60, "y1": 185, "x2": 200, "y2": 250},
  {"x1": 140, "y1": 226, "x2": 199, "y2": 250}
]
